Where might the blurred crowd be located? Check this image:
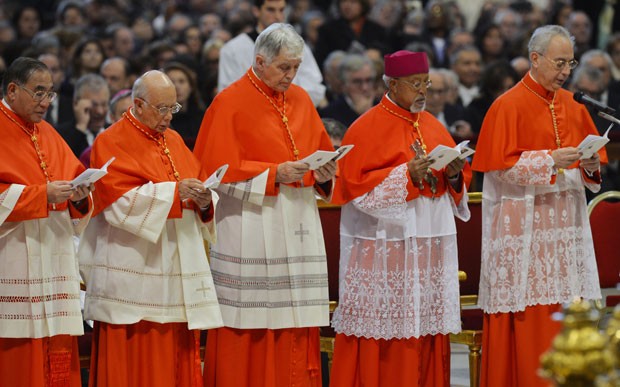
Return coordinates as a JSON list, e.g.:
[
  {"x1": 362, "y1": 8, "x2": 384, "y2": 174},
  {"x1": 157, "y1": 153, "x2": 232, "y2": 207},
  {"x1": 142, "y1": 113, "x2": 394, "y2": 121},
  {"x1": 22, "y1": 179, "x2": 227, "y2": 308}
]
[{"x1": 1, "y1": 0, "x2": 620, "y2": 190}]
